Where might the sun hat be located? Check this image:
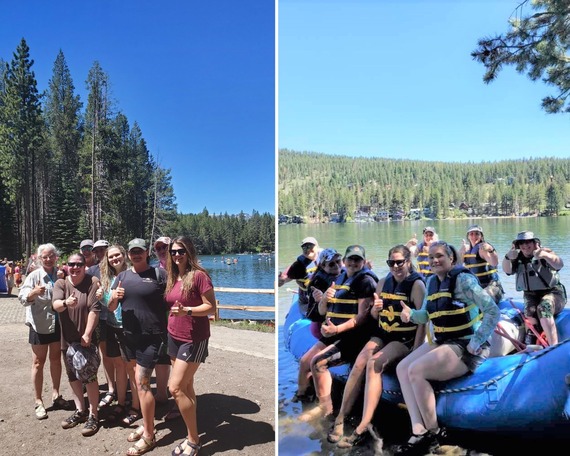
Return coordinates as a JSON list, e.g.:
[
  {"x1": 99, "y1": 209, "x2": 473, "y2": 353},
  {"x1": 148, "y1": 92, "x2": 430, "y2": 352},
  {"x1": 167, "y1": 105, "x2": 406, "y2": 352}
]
[
  {"x1": 423, "y1": 227, "x2": 436, "y2": 234},
  {"x1": 318, "y1": 248, "x2": 340, "y2": 265},
  {"x1": 66, "y1": 342, "x2": 101, "y2": 382},
  {"x1": 344, "y1": 245, "x2": 366, "y2": 260},
  {"x1": 79, "y1": 239, "x2": 94, "y2": 249},
  {"x1": 154, "y1": 236, "x2": 171, "y2": 247},
  {"x1": 93, "y1": 239, "x2": 109, "y2": 249},
  {"x1": 467, "y1": 225, "x2": 483, "y2": 235},
  {"x1": 514, "y1": 231, "x2": 540, "y2": 246},
  {"x1": 301, "y1": 236, "x2": 318, "y2": 247},
  {"x1": 128, "y1": 238, "x2": 148, "y2": 251}
]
